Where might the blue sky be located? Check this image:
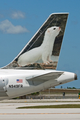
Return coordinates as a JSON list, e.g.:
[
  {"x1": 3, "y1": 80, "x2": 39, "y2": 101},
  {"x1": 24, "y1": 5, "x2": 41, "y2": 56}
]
[{"x1": 0, "y1": 0, "x2": 80, "y2": 88}]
